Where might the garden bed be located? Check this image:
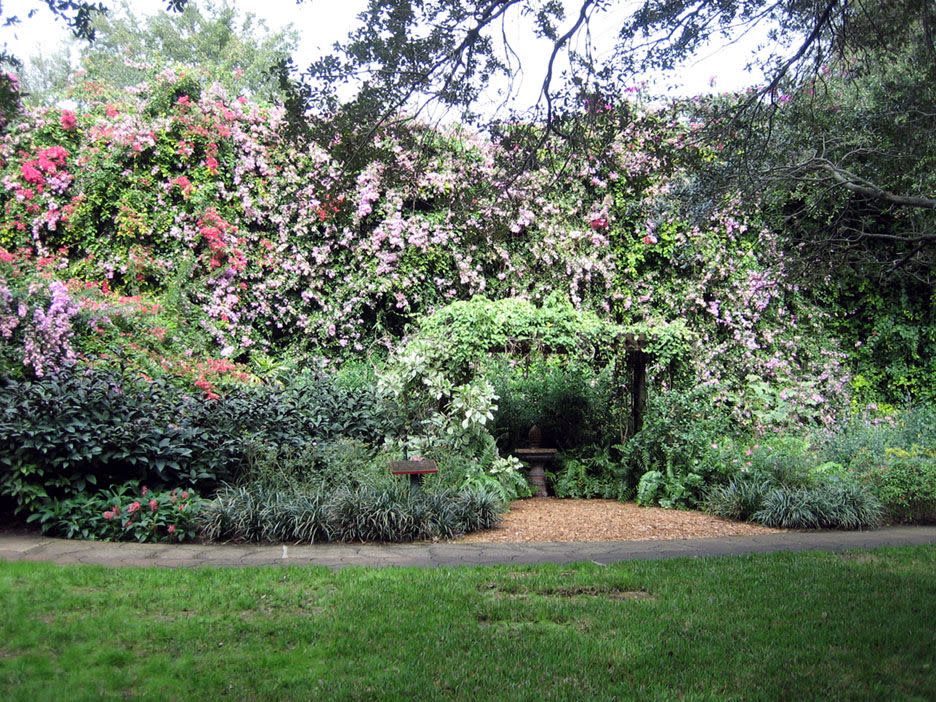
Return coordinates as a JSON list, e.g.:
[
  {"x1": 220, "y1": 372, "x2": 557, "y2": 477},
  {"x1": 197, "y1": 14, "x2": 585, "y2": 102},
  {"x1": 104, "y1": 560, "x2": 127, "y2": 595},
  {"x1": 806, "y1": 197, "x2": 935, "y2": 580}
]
[{"x1": 458, "y1": 498, "x2": 784, "y2": 543}]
